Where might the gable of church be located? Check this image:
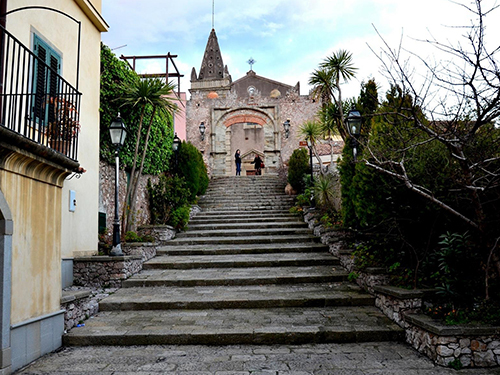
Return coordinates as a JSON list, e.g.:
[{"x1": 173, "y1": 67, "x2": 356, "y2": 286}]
[{"x1": 232, "y1": 70, "x2": 297, "y2": 98}]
